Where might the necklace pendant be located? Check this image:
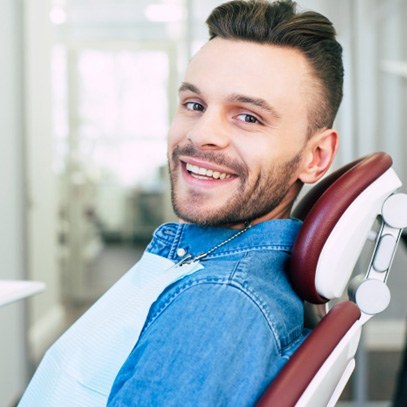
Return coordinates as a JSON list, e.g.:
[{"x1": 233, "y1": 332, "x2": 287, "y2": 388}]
[
  {"x1": 176, "y1": 254, "x2": 193, "y2": 267},
  {"x1": 171, "y1": 223, "x2": 251, "y2": 270}
]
